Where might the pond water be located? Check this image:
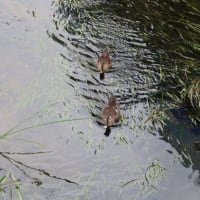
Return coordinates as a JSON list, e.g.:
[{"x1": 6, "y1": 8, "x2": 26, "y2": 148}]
[{"x1": 0, "y1": 0, "x2": 200, "y2": 199}]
